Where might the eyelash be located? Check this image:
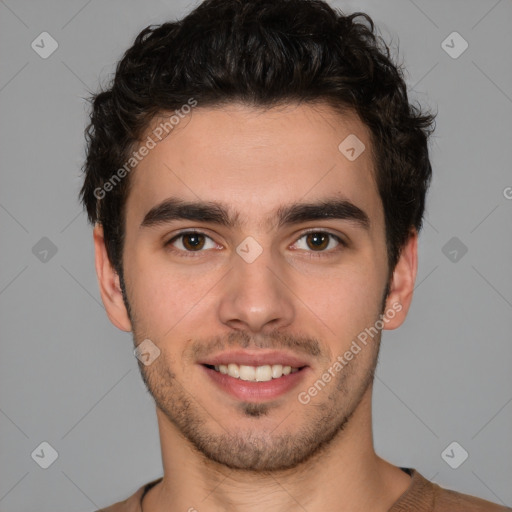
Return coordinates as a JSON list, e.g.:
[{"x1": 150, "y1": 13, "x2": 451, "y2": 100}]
[{"x1": 164, "y1": 229, "x2": 347, "y2": 257}]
